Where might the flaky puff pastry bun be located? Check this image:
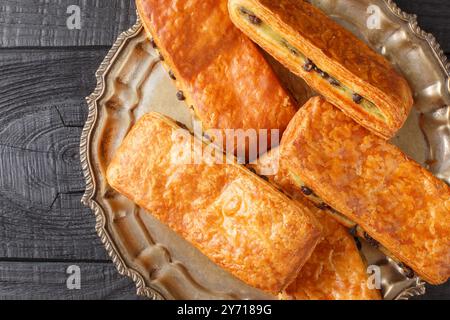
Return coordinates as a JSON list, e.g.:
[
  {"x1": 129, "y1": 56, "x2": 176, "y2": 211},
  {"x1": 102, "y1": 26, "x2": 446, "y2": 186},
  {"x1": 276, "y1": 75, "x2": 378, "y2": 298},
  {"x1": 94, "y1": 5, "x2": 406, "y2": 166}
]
[
  {"x1": 229, "y1": 0, "x2": 413, "y2": 139},
  {"x1": 136, "y1": 0, "x2": 298, "y2": 158}
]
